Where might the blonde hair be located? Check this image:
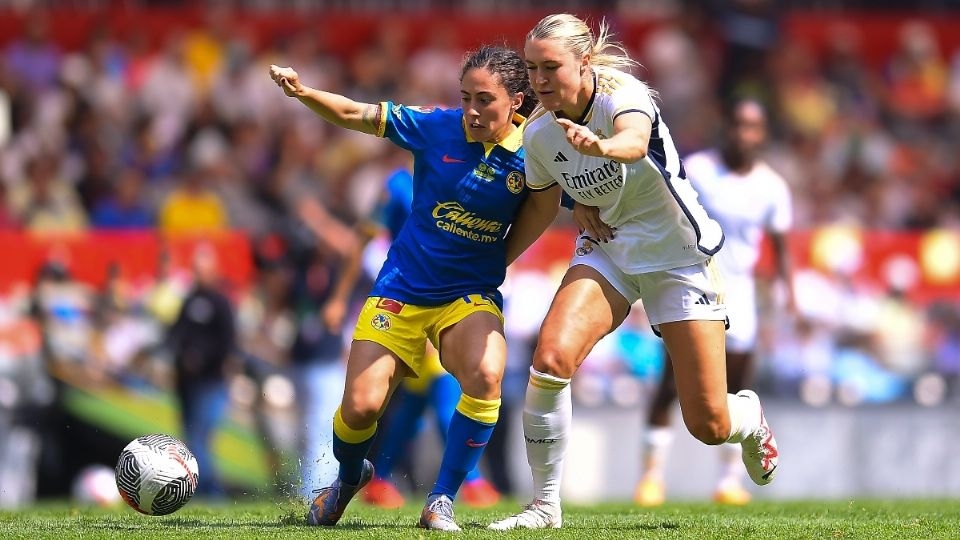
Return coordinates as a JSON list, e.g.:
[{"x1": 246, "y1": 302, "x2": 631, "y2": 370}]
[{"x1": 527, "y1": 13, "x2": 659, "y2": 99}]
